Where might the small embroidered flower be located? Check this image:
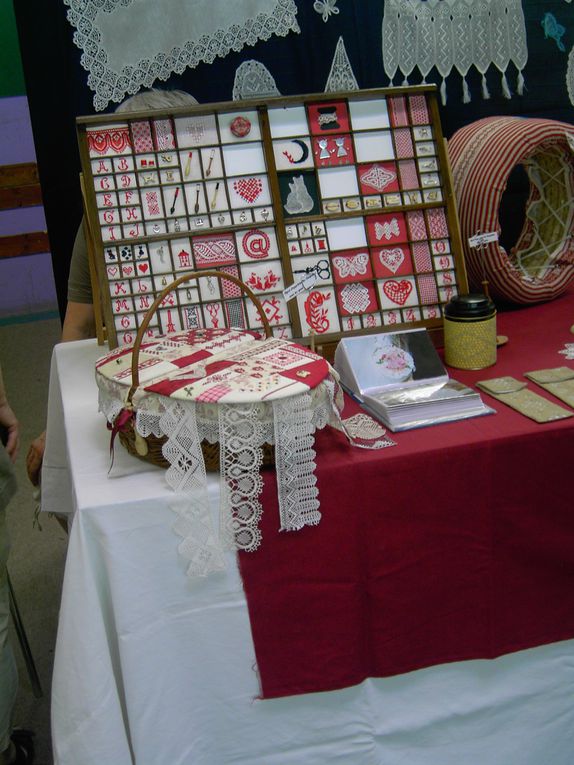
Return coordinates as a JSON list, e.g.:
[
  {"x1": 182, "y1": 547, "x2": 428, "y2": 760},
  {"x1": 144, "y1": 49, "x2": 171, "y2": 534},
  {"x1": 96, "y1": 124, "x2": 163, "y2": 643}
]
[
  {"x1": 541, "y1": 13, "x2": 566, "y2": 52},
  {"x1": 314, "y1": 0, "x2": 340, "y2": 23}
]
